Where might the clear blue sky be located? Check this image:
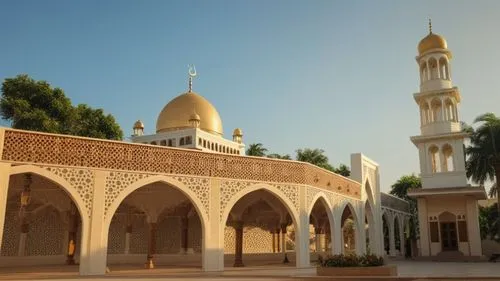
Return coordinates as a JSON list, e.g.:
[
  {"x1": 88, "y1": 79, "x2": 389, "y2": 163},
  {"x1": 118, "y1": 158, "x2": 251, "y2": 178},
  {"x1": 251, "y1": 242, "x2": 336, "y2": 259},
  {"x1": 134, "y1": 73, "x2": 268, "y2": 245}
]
[{"x1": 1, "y1": 0, "x2": 499, "y2": 192}]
